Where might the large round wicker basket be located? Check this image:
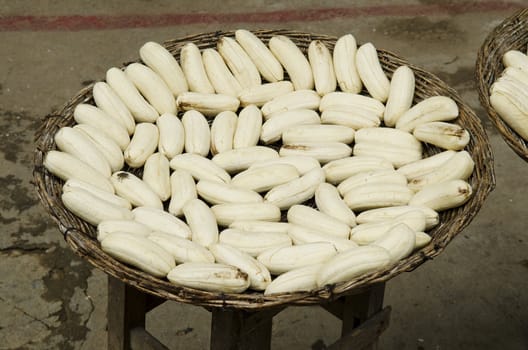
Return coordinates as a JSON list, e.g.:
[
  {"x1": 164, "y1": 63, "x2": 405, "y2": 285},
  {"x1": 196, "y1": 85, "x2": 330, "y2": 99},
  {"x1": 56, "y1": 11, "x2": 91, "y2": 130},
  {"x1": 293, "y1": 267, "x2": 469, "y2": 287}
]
[
  {"x1": 476, "y1": 9, "x2": 528, "y2": 161},
  {"x1": 34, "y1": 30, "x2": 495, "y2": 310}
]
